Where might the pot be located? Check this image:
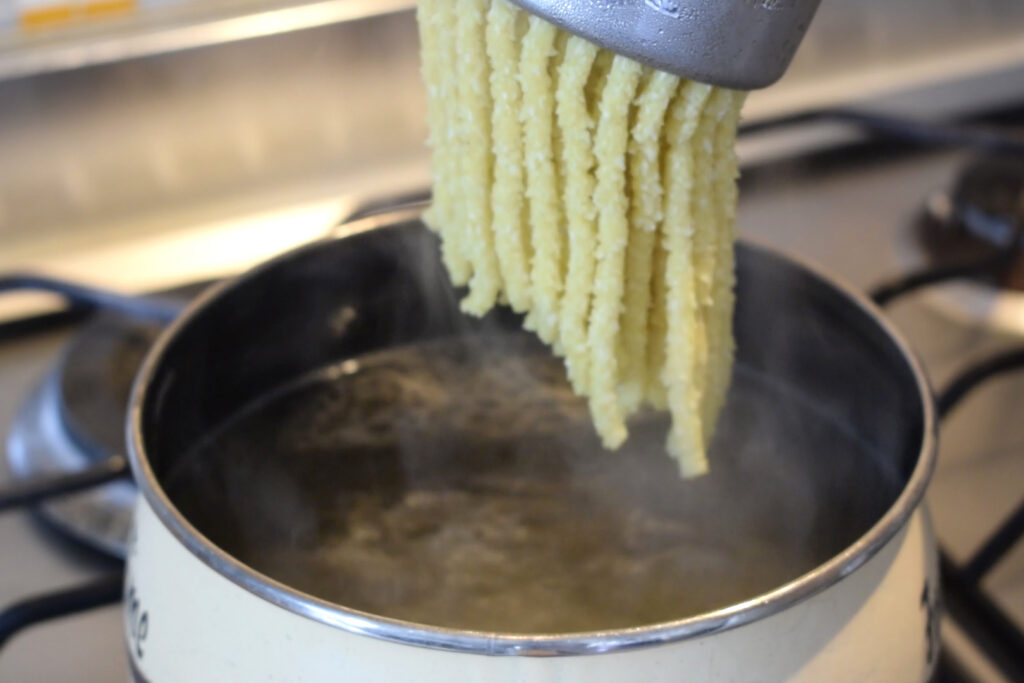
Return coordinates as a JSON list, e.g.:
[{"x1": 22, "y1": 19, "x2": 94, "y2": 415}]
[{"x1": 125, "y1": 203, "x2": 939, "y2": 682}]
